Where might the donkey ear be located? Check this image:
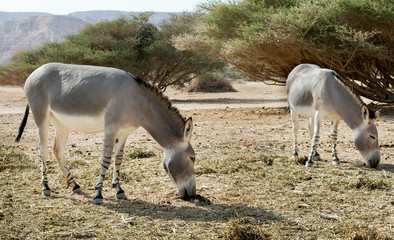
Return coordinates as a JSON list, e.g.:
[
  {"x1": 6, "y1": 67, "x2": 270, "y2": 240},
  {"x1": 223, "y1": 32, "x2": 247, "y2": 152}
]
[
  {"x1": 361, "y1": 105, "x2": 369, "y2": 123},
  {"x1": 183, "y1": 117, "x2": 193, "y2": 141}
]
